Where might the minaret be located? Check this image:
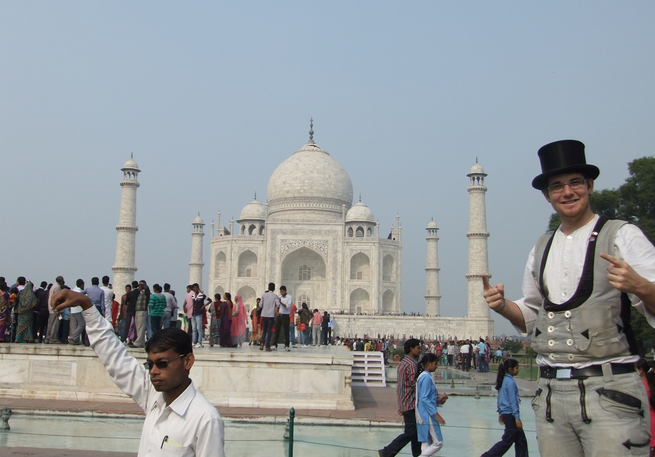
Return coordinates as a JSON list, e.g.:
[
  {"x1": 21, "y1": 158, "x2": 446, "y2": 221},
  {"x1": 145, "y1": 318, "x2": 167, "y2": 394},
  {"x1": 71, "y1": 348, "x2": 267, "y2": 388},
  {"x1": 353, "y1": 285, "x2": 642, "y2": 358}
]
[
  {"x1": 425, "y1": 218, "x2": 441, "y2": 316},
  {"x1": 112, "y1": 155, "x2": 140, "y2": 290},
  {"x1": 189, "y1": 214, "x2": 205, "y2": 288},
  {"x1": 465, "y1": 159, "x2": 491, "y2": 318}
]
